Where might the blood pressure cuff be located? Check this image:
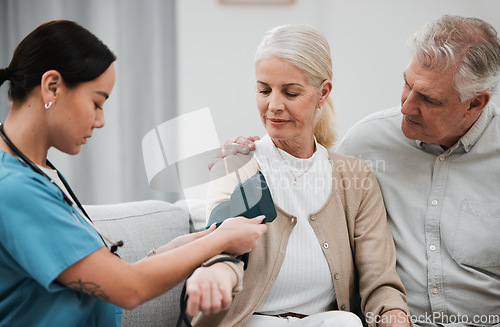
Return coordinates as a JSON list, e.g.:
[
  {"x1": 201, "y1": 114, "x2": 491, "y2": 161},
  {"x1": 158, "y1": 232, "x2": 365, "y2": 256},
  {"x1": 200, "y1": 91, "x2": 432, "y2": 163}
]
[
  {"x1": 208, "y1": 171, "x2": 276, "y2": 225},
  {"x1": 207, "y1": 171, "x2": 276, "y2": 269}
]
